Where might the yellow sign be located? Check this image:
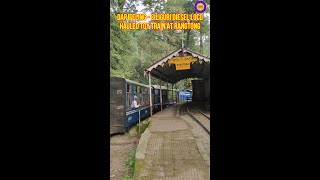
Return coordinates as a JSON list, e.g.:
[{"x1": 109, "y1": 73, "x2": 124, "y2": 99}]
[
  {"x1": 168, "y1": 56, "x2": 198, "y2": 70},
  {"x1": 176, "y1": 62, "x2": 191, "y2": 70}
]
